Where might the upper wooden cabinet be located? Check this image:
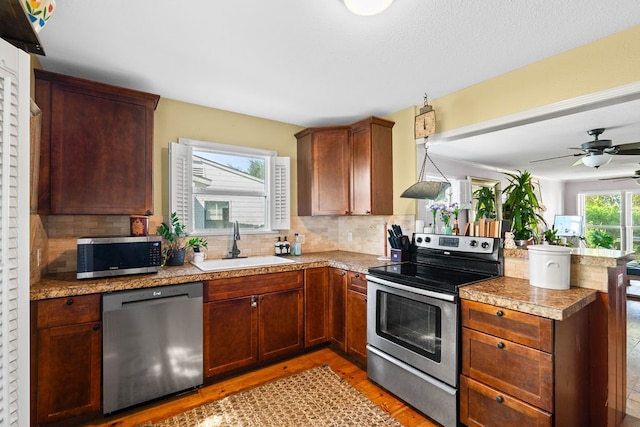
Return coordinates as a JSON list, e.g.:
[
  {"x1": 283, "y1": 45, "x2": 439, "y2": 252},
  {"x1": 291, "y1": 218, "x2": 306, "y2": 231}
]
[
  {"x1": 34, "y1": 69, "x2": 160, "y2": 215},
  {"x1": 296, "y1": 116, "x2": 394, "y2": 216}
]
